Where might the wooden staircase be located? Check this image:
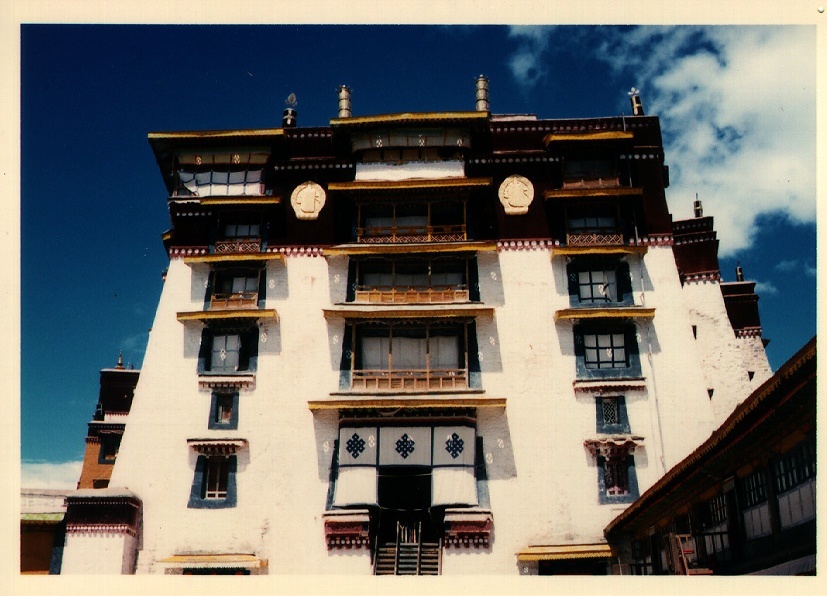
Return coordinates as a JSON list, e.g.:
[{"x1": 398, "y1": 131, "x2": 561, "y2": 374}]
[{"x1": 374, "y1": 521, "x2": 441, "y2": 575}]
